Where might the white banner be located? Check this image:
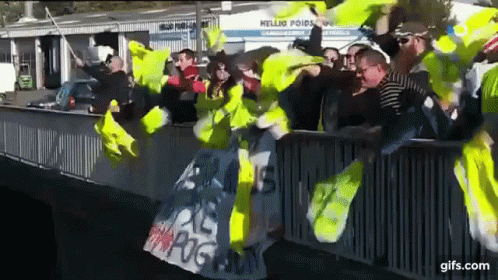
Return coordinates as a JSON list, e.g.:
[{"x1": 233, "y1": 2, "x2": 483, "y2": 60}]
[{"x1": 144, "y1": 130, "x2": 281, "y2": 279}]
